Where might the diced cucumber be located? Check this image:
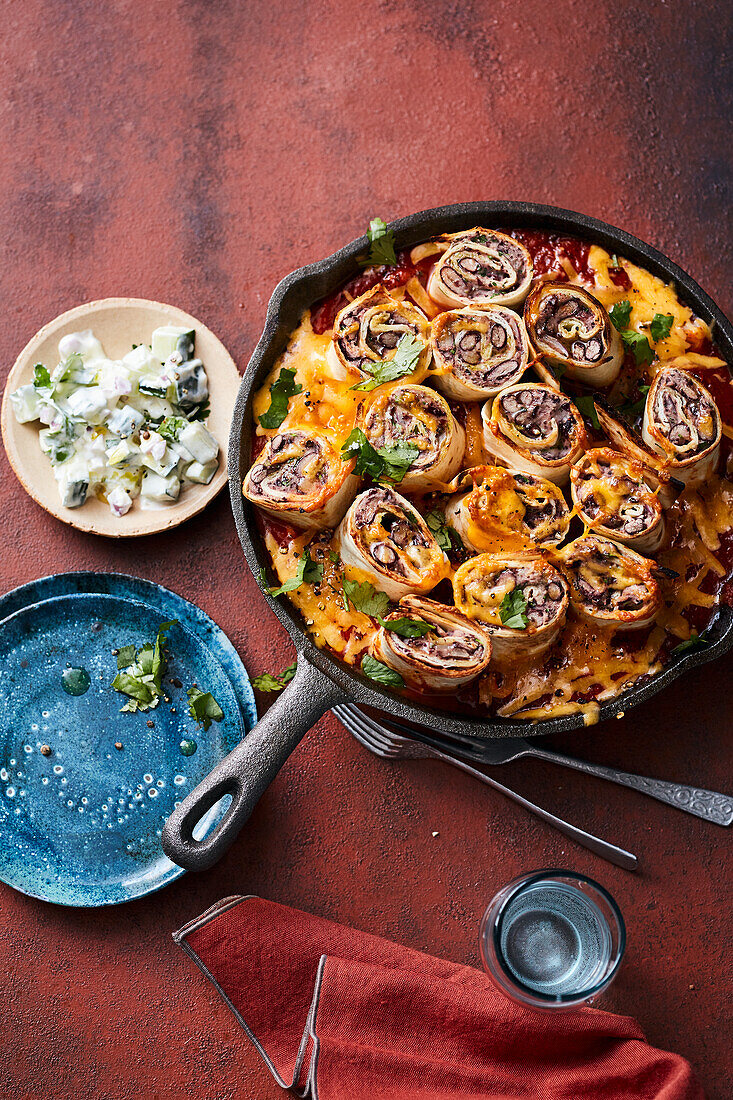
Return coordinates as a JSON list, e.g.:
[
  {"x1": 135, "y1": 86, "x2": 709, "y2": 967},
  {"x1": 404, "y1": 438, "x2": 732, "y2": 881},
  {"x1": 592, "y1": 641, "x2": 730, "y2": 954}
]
[
  {"x1": 107, "y1": 404, "x2": 144, "y2": 438},
  {"x1": 140, "y1": 470, "x2": 181, "y2": 503},
  {"x1": 178, "y1": 421, "x2": 218, "y2": 463},
  {"x1": 55, "y1": 458, "x2": 89, "y2": 508},
  {"x1": 65, "y1": 386, "x2": 109, "y2": 423},
  {"x1": 185, "y1": 459, "x2": 218, "y2": 485},
  {"x1": 106, "y1": 439, "x2": 139, "y2": 467},
  {"x1": 152, "y1": 326, "x2": 195, "y2": 364},
  {"x1": 141, "y1": 448, "x2": 179, "y2": 478},
  {"x1": 39, "y1": 428, "x2": 74, "y2": 465},
  {"x1": 169, "y1": 360, "x2": 208, "y2": 409},
  {"x1": 123, "y1": 344, "x2": 159, "y2": 375},
  {"x1": 10, "y1": 384, "x2": 44, "y2": 423},
  {"x1": 138, "y1": 376, "x2": 169, "y2": 399}
]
